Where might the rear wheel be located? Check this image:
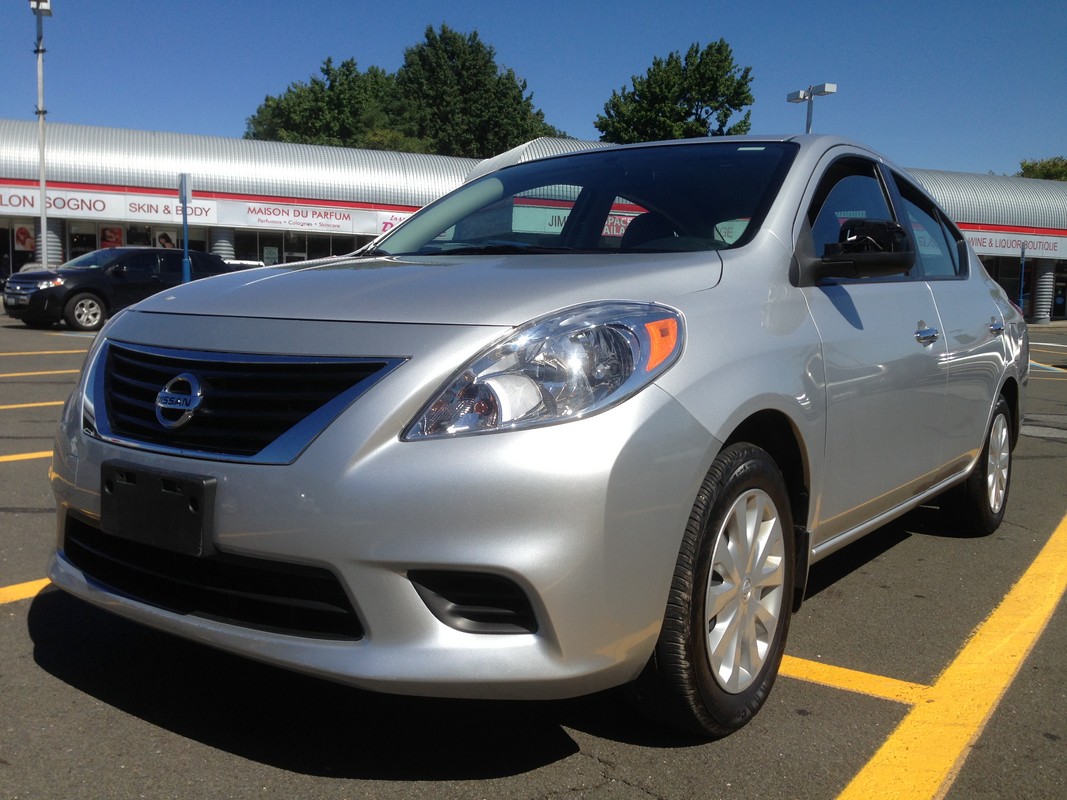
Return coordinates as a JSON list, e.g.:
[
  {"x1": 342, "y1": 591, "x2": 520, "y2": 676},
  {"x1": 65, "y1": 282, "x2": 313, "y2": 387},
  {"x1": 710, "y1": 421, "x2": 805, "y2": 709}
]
[
  {"x1": 948, "y1": 395, "x2": 1012, "y2": 536},
  {"x1": 63, "y1": 292, "x2": 106, "y2": 331},
  {"x1": 633, "y1": 443, "x2": 795, "y2": 738}
]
